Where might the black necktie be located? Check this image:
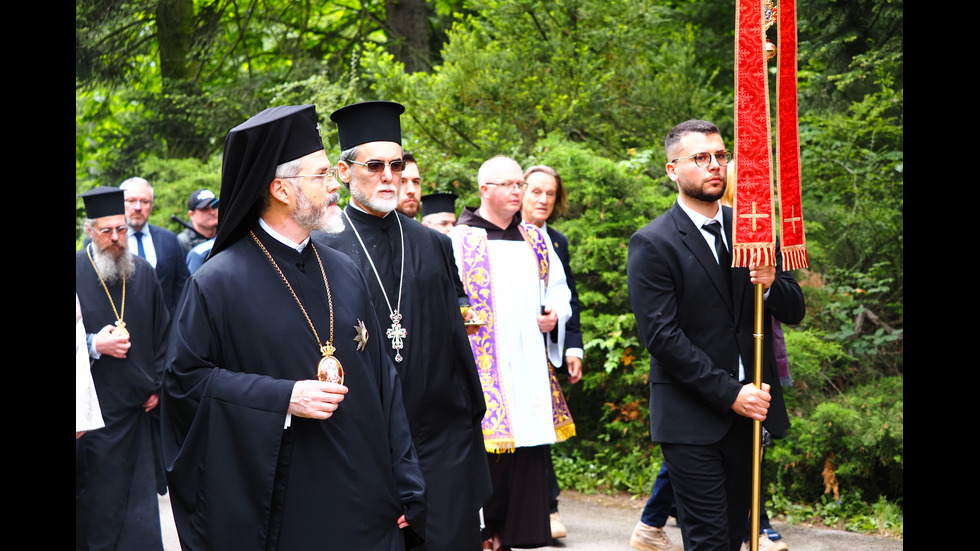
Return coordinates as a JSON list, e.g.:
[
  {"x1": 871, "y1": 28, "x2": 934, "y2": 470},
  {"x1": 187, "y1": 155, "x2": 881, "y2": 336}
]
[{"x1": 703, "y1": 221, "x2": 732, "y2": 293}]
